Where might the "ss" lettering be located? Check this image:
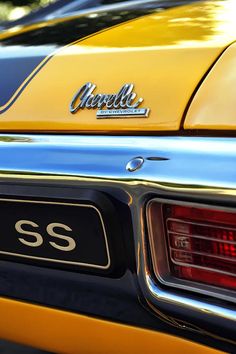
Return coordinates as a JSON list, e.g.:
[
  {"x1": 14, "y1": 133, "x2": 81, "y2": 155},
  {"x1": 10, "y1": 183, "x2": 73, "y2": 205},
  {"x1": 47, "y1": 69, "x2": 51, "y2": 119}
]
[{"x1": 15, "y1": 220, "x2": 76, "y2": 252}]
